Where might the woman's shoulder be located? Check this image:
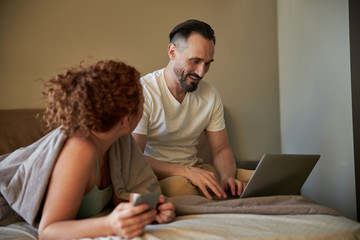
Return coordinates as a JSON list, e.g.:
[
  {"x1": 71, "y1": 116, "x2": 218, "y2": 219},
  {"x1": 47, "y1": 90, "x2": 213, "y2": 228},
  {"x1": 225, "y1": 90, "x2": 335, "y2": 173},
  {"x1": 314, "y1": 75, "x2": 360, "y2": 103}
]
[
  {"x1": 65, "y1": 136, "x2": 96, "y2": 149},
  {"x1": 60, "y1": 136, "x2": 98, "y2": 165}
]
